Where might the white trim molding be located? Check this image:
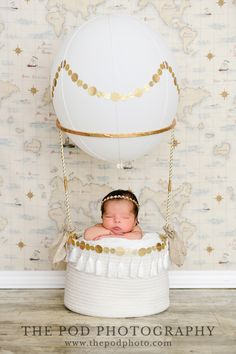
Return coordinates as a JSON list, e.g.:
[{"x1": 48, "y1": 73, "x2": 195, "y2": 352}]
[
  {"x1": 0, "y1": 271, "x2": 235, "y2": 289},
  {"x1": 168, "y1": 271, "x2": 236, "y2": 288}
]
